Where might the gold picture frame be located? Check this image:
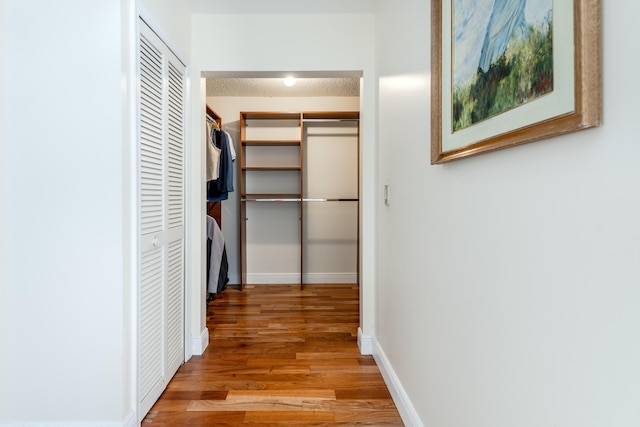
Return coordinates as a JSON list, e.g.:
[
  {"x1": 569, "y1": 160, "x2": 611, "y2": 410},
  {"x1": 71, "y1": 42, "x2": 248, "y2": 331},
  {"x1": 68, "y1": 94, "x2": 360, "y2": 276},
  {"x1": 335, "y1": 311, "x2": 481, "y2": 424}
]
[{"x1": 431, "y1": 0, "x2": 601, "y2": 164}]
